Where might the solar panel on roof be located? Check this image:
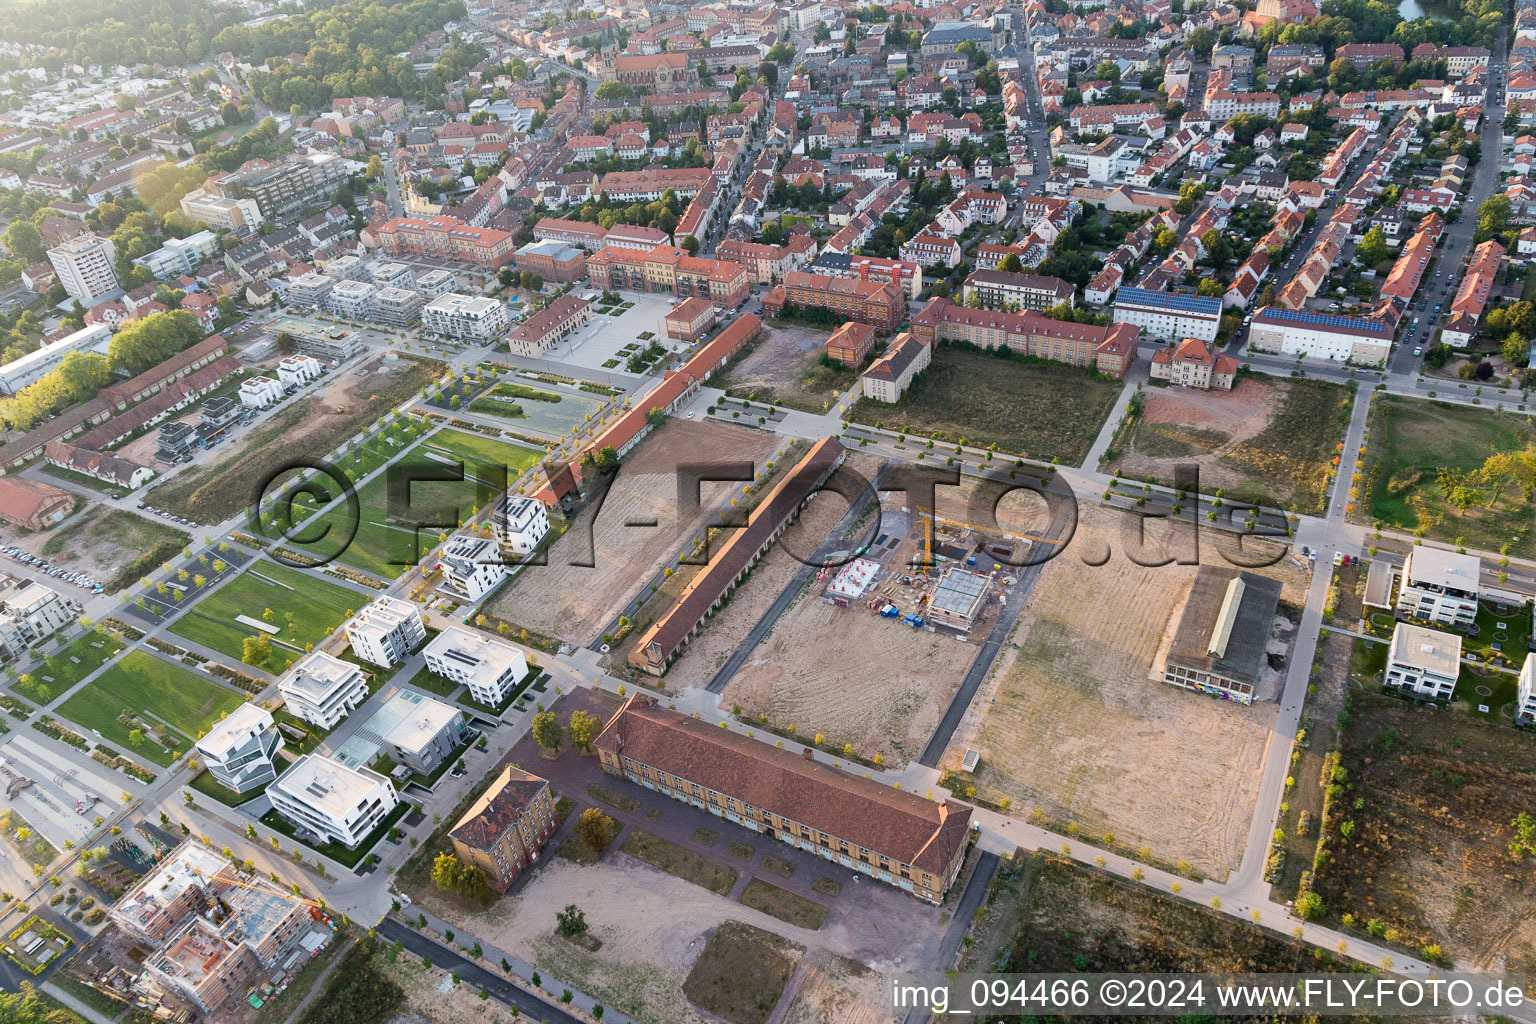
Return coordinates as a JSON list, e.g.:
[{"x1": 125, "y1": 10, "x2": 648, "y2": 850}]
[
  {"x1": 1257, "y1": 306, "x2": 1388, "y2": 331},
  {"x1": 1115, "y1": 287, "x2": 1222, "y2": 314}
]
